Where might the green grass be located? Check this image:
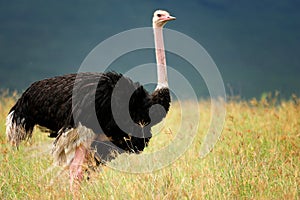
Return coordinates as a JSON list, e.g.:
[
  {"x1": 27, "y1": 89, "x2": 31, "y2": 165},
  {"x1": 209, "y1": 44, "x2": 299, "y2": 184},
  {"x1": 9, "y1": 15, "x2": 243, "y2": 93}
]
[{"x1": 0, "y1": 91, "x2": 299, "y2": 199}]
